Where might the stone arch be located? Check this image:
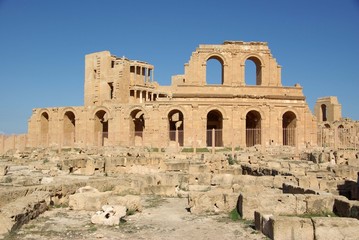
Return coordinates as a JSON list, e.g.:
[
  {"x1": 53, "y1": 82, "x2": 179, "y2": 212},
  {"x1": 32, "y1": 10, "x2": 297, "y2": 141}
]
[
  {"x1": 324, "y1": 123, "x2": 331, "y2": 129},
  {"x1": 126, "y1": 105, "x2": 148, "y2": 118},
  {"x1": 246, "y1": 110, "x2": 262, "y2": 147},
  {"x1": 129, "y1": 108, "x2": 146, "y2": 146},
  {"x1": 63, "y1": 110, "x2": 76, "y2": 146},
  {"x1": 40, "y1": 110, "x2": 49, "y2": 146},
  {"x1": 168, "y1": 109, "x2": 184, "y2": 147},
  {"x1": 92, "y1": 106, "x2": 112, "y2": 120},
  {"x1": 206, "y1": 109, "x2": 223, "y2": 147},
  {"x1": 282, "y1": 111, "x2": 297, "y2": 146},
  {"x1": 165, "y1": 105, "x2": 187, "y2": 118},
  {"x1": 204, "y1": 54, "x2": 226, "y2": 85},
  {"x1": 203, "y1": 53, "x2": 228, "y2": 66},
  {"x1": 94, "y1": 109, "x2": 109, "y2": 146},
  {"x1": 242, "y1": 54, "x2": 265, "y2": 86},
  {"x1": 205, "y1": 105, "x2": 228, "y2": 120}
]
